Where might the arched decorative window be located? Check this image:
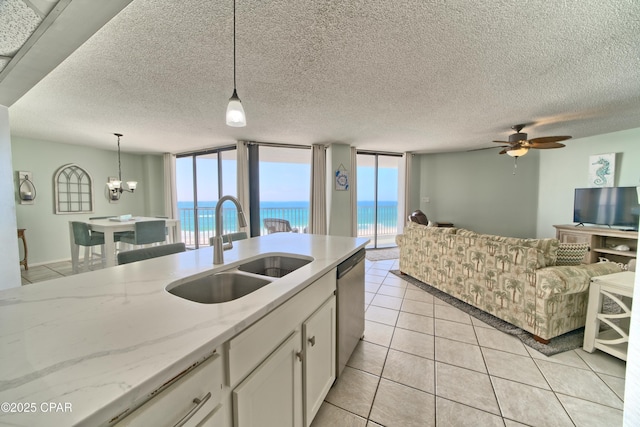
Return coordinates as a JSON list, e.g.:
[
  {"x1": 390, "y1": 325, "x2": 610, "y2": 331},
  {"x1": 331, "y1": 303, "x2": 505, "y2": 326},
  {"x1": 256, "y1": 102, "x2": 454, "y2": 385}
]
[{"x1": 54, "y1": 164, "x2": 95, "y2": 214}]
